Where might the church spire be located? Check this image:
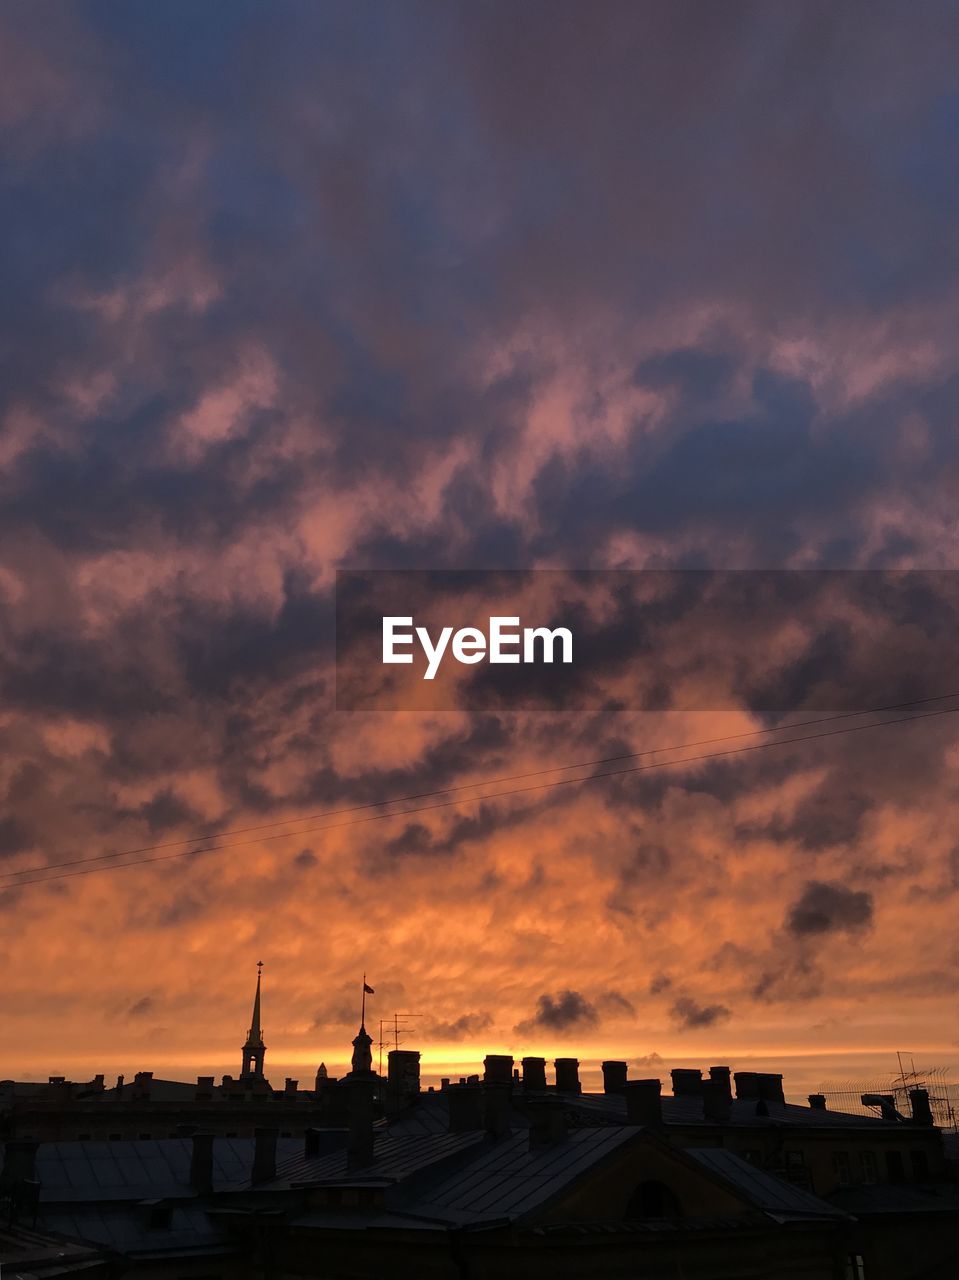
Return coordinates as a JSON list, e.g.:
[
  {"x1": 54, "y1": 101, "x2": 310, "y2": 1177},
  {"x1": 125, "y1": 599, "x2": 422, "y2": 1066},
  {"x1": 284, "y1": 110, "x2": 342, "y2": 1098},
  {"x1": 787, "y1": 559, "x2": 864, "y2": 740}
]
[{"x1": 241, "y1": 960, "x2": 267, "y2": 1080}]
